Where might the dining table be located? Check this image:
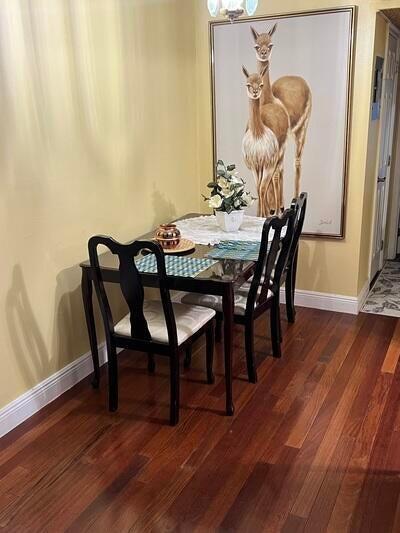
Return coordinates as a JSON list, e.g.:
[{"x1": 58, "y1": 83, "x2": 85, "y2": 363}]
[{"x1": 80, "y1": 213, "x2": 262, "y2": 416}]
